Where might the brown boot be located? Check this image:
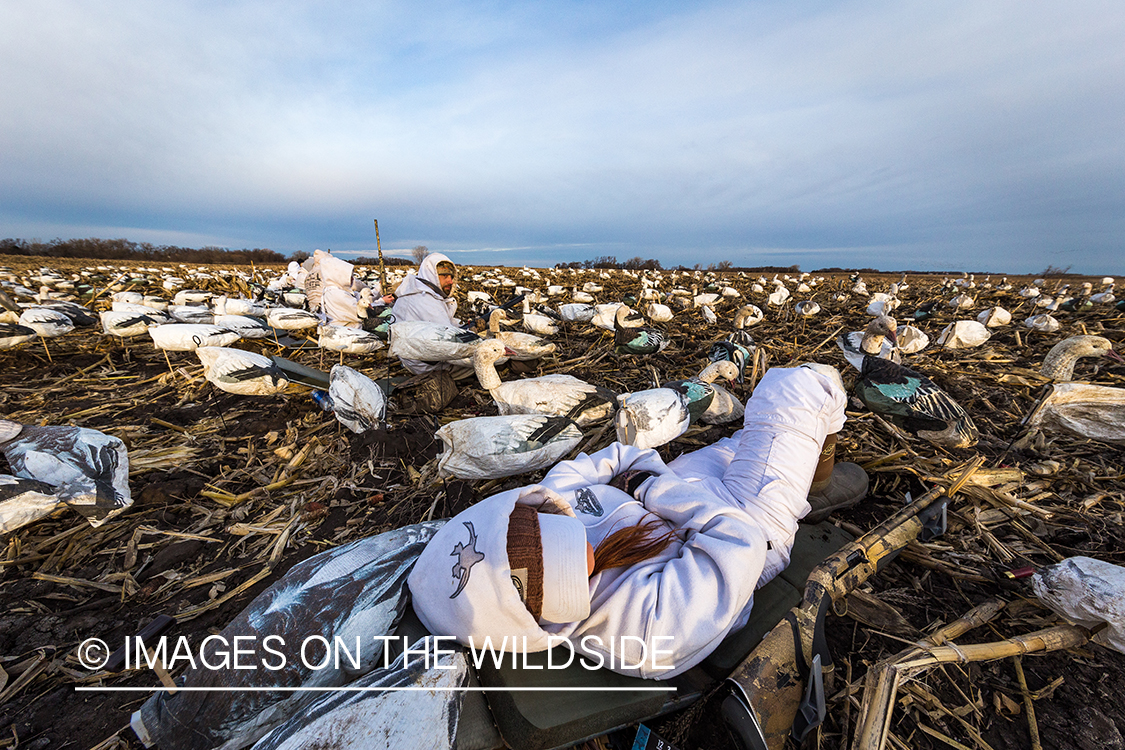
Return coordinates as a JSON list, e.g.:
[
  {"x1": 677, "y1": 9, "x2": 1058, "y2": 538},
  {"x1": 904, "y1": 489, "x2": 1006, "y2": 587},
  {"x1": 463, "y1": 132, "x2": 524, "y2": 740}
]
[{"x1": 804, "y1": 463, "x2": 869, "y2": 524}]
